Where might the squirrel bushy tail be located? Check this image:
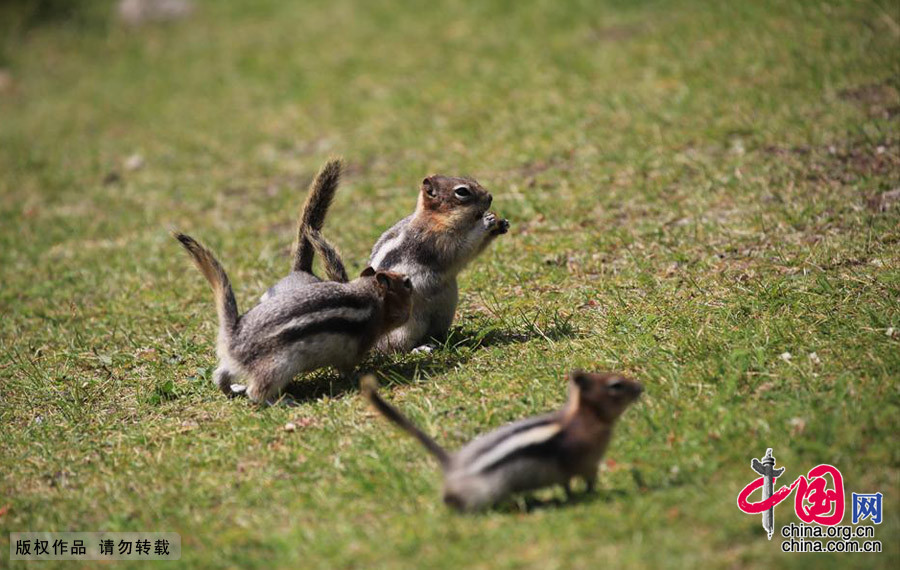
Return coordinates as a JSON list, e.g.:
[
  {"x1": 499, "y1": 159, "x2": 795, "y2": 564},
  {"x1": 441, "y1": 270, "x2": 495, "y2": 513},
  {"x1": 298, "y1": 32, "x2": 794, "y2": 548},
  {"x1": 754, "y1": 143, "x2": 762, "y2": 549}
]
[
  {"x1": 294, "y1": 157, "x2": 343, "y2": 273},
  {"x1": 174, "y1": 232, "x2": 240, "y2": 348},
  {"x1": 361, "y1": 376, "x2": 451, "y2": 469},
  {"x1": 305, "y1": 228, "x2": 349, "y2": 283}
]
